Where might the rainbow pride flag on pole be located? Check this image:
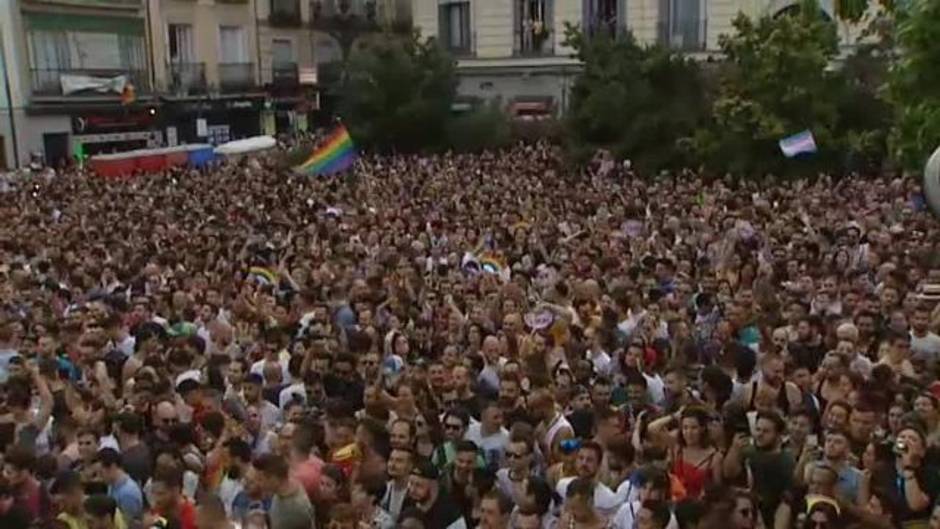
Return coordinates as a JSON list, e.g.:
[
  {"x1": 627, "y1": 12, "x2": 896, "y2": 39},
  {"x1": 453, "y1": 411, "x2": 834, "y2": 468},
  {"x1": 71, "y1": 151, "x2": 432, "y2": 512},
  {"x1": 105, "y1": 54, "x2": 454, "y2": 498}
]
[{"x1": 296, "y1": 123, "x2": 358, "y2": 175}]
